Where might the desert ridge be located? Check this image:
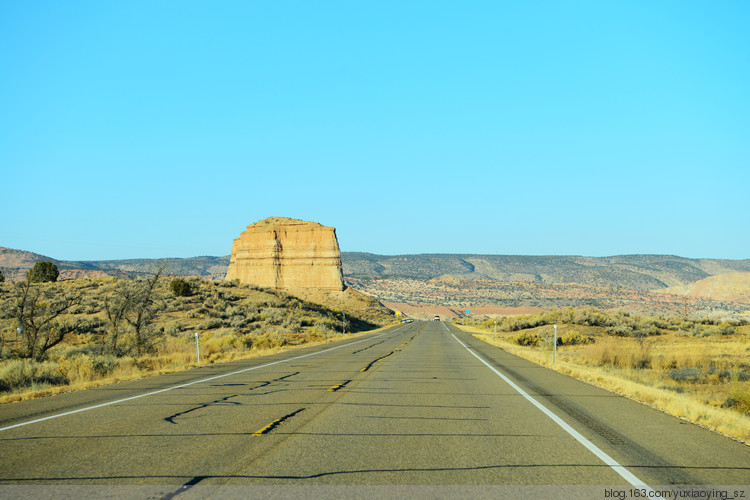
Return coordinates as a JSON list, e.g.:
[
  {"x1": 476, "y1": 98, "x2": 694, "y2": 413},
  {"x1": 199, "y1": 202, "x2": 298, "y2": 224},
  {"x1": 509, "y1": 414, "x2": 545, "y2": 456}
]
[{"x1": 225, "y1": 217, "x2": 345, "y2": 291}]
